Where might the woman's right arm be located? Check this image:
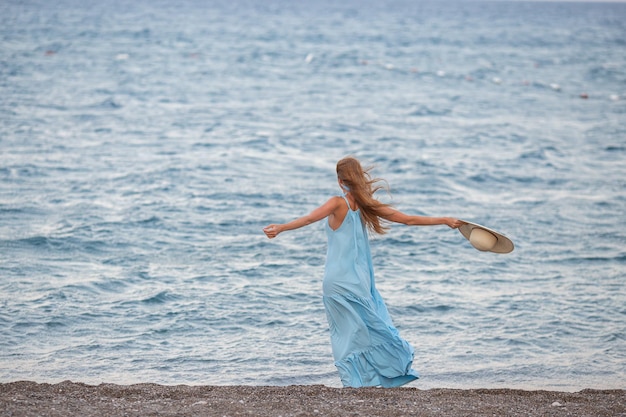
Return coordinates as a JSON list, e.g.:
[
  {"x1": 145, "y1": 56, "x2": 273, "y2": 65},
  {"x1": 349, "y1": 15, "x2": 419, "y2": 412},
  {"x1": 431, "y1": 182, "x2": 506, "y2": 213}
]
[
  {"x1": 380, "y1": 206, "x2": 463, "y2": 229},
  {"x1": 263, "y1": 197, "x2": 342, "y2": 239}
]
